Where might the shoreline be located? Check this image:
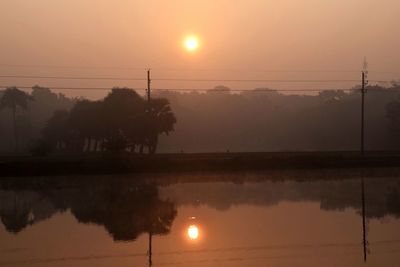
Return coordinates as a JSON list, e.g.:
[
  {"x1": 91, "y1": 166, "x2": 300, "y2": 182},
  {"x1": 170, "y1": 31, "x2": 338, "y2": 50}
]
[{"x1": 2, "y1": 151, "x2": 400, "y2": 177}]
